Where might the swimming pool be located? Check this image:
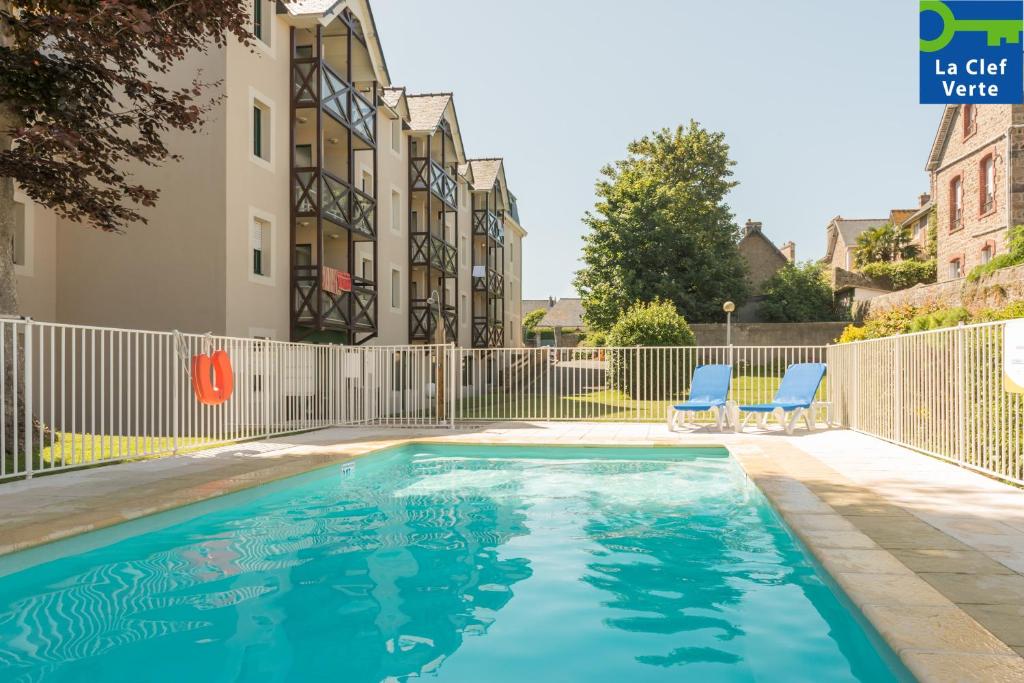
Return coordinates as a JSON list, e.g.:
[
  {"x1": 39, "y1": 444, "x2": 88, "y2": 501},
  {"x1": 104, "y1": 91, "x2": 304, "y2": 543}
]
[{"x1": 0, "y1": 444, "x2": 911, "y2": 682}]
